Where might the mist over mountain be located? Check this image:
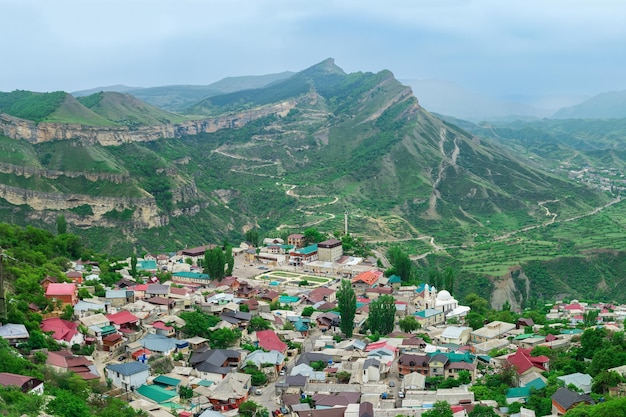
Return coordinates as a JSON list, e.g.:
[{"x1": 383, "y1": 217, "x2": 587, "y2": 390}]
[{"x1": 552, "y1": 90, "x2": 626, "y2": 119}]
